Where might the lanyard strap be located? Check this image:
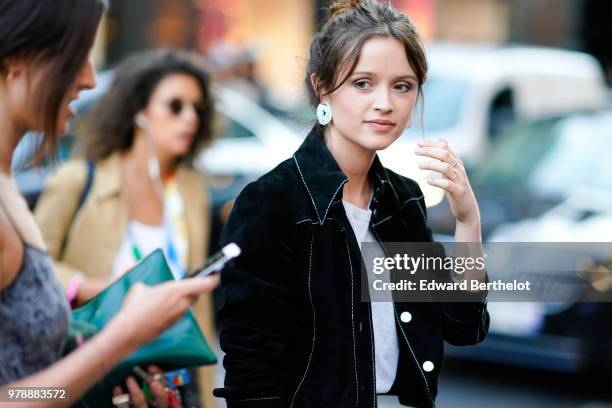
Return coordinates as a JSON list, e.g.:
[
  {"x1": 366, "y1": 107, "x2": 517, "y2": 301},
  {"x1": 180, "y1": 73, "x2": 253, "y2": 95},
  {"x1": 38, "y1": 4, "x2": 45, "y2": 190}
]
[
  {"x1": 127, "y1": 176, "x2": 189, "y2": 278},
  {"x1": 127, "y1": 219, "x2": 186, "y2": 277}
]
